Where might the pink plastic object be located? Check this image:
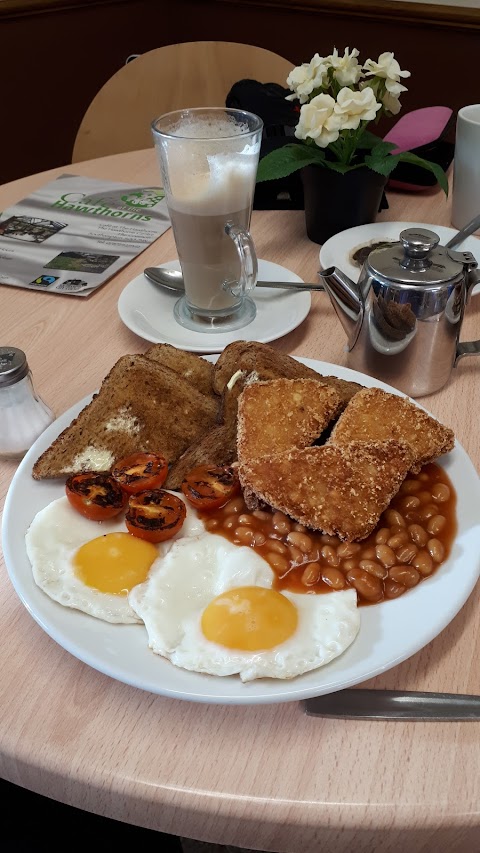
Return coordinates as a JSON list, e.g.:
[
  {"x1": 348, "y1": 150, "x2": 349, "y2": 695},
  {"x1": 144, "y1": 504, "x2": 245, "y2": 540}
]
[{"x1": 383, "y1": 106, "x2": 453, "y2": 153}]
